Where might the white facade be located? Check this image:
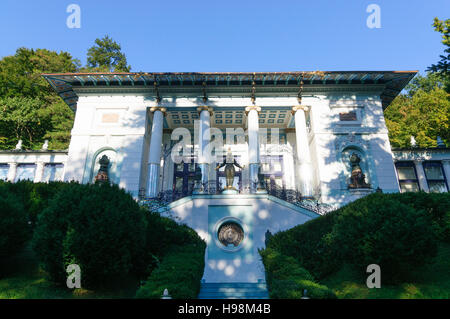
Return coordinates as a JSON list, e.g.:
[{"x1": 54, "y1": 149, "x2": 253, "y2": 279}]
[
  {"x1": 57, "y1": 93, "x2": 400, "y2": 207},
  {"x1": 8, "y1": 70, "x2": 448, "y2": 283}
]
